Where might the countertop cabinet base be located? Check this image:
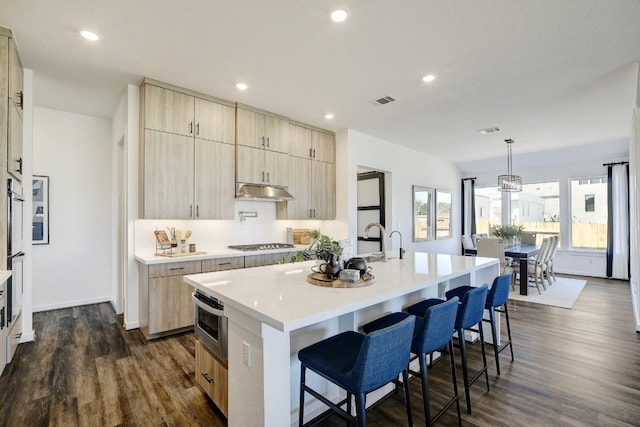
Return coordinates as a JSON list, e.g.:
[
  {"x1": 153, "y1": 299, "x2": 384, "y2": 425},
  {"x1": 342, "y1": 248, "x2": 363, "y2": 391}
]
[
  {"x1": 195, "y1": 340, "x2": 228, "y2": 417},
  {"x1": 139, "y1": 260, "x2": 201, "y2": 339}
]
